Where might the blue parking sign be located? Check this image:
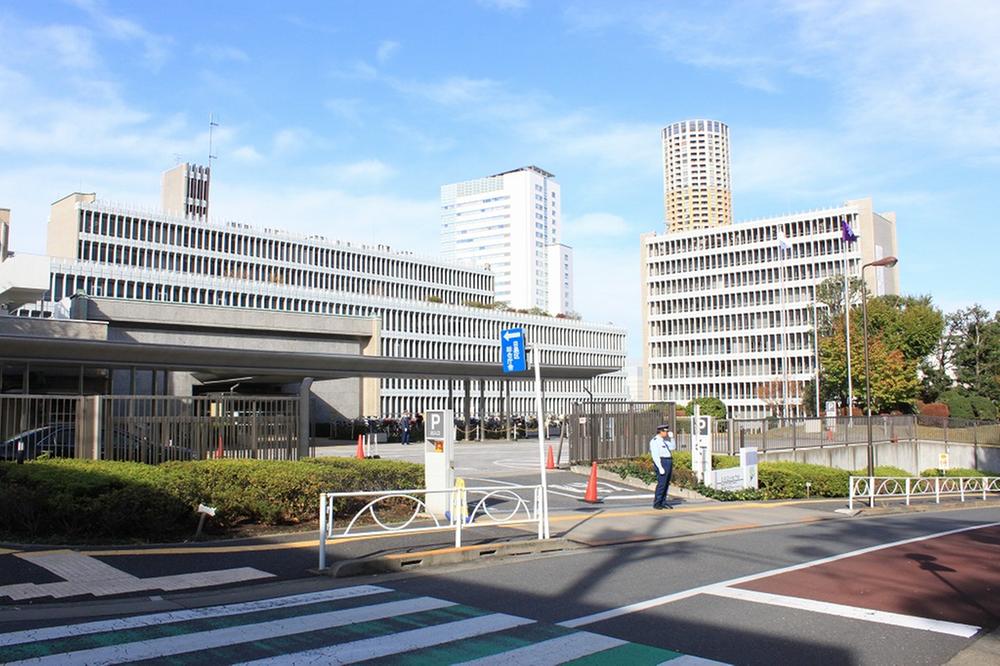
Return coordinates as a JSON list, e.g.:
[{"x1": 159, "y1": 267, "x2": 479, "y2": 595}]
[{"x1": 500, "y1": 328, "x2": 526, "y2": 373}]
